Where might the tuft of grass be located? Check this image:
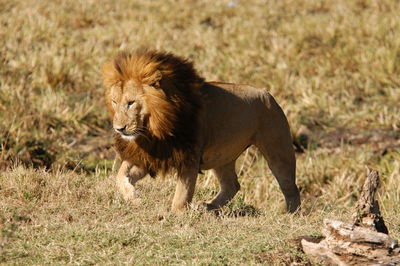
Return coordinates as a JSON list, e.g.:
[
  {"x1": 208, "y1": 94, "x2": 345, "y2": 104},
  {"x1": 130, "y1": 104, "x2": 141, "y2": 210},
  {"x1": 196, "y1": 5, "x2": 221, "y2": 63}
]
[{"x1": 1, "y1": 0, "x2": 399, "y2": 264}]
